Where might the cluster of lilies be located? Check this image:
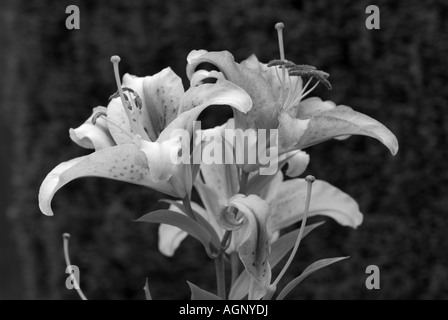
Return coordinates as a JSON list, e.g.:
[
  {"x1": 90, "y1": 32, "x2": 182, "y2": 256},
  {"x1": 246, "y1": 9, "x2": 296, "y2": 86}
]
[{"x1": 38, "y1": 23, "x2": 398, "y2": 300}]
